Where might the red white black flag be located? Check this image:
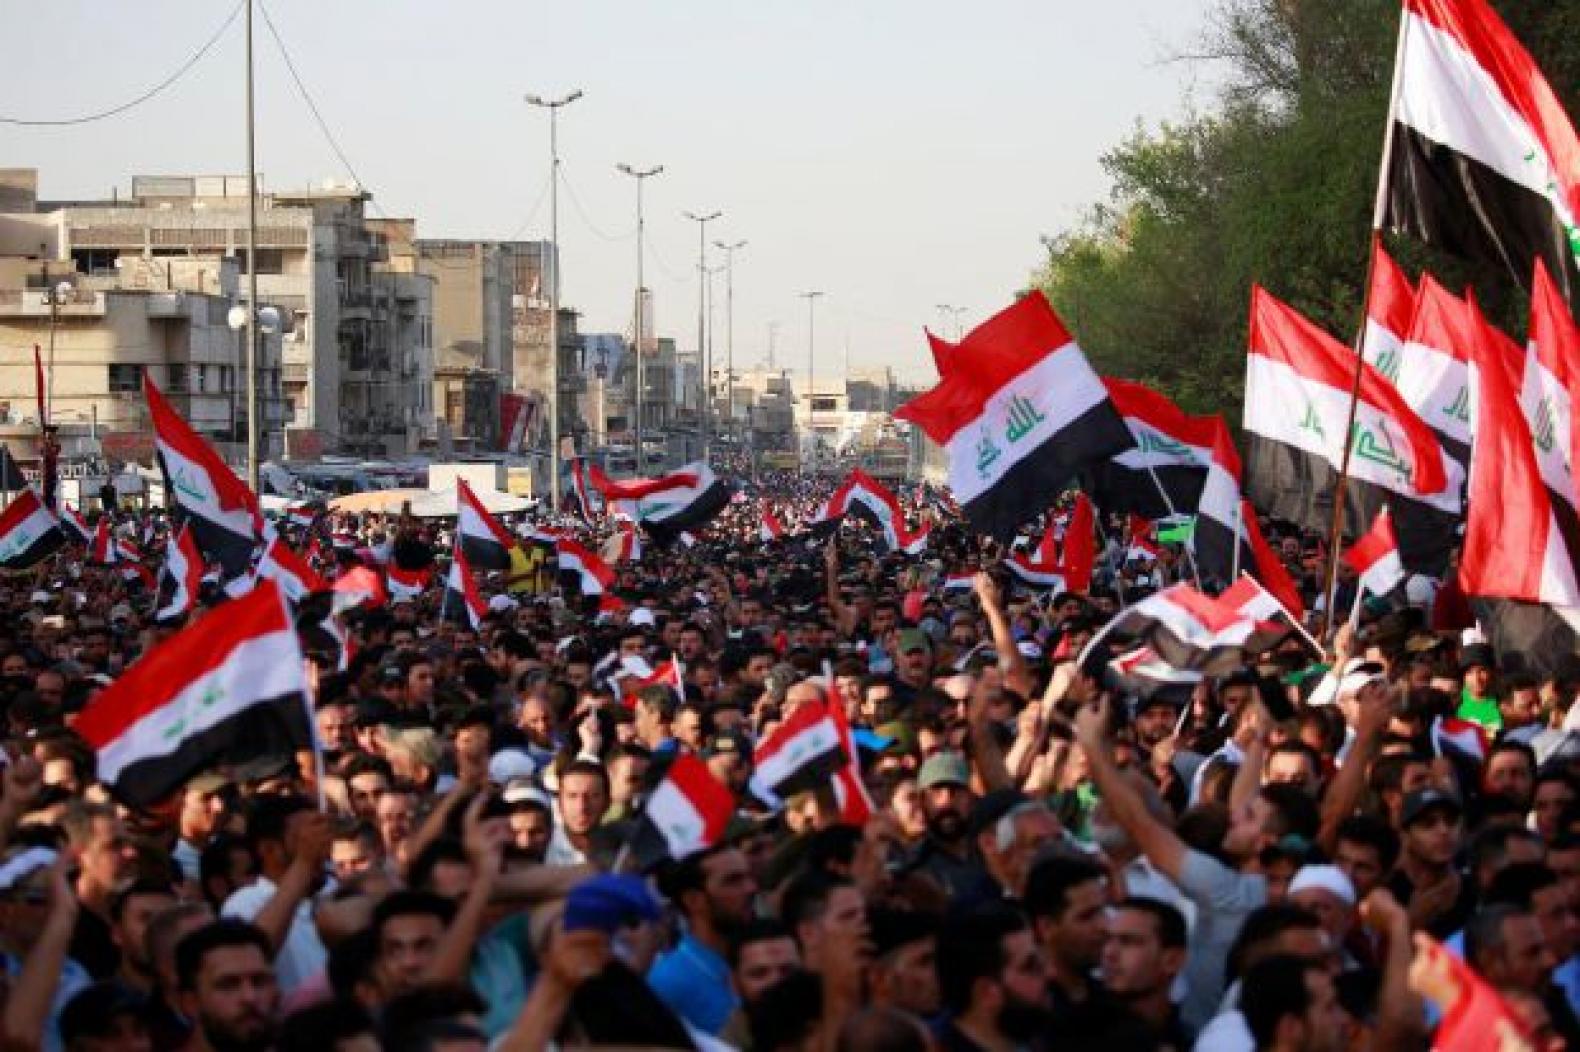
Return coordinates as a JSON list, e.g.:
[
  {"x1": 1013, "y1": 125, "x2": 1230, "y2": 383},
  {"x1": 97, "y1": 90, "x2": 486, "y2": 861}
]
[
  {"x1": 442, "y1": 538, "x2": 488, "y2": 629},
  {"x1": 1080, "y1": 583, "x2": 1292, "y2": 676},
  {"x1": 1362, "y1": 241, "x2": 1419, "y2": 382},
  {"x1": 156, "y1": 523, "x2": 204, "y2": 623},
  {"x1": 1382, "y1": 0, "x2": 1580, "y2": 305},
  {"x1": 555, "y1": 537, "x2": 617, "y2": 600},
  {"x1": 0, "y1": 486, "x2": 64, "y2": 571},
  {"x1": 456, "y1": 479, "x2": 518, "y2": 571},
  {"x1": 1344, "y1": 507, "x2": 1409, "y2": 611},
  {"x1": 253, "y1": 536, "x2": 328, "y2": 605},
  {"x1": 760, "y1": 504, "x2": 788, "y2": 542},
  {"x1": 629, "y1": 752, "x2": 736, "y2": 870},
  {"x1": 752, "y1": 700, "x2": 849, "y2": 798},
  {"x1": 1243, "y1": 286, "x2": 1463, "y2": 576},
  {"x1": 1088, "y1": 377, "x2": 1218, "y2": 519},
  {"x1": 896, "y1": 293, "x2": 1133, "y2": 542},
  {"x1": 607, "y1": 462, "x2": 733, "y2": 547},
  {"x1": 1461, "y1": 295, "x2": 1580, "y2": 607},
  {"x1": 145, "y1": 373, "x2": 260, "y2": 577},
  {"x1": 73, "y1": 580, "x2": 314, "y2": 808}
]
